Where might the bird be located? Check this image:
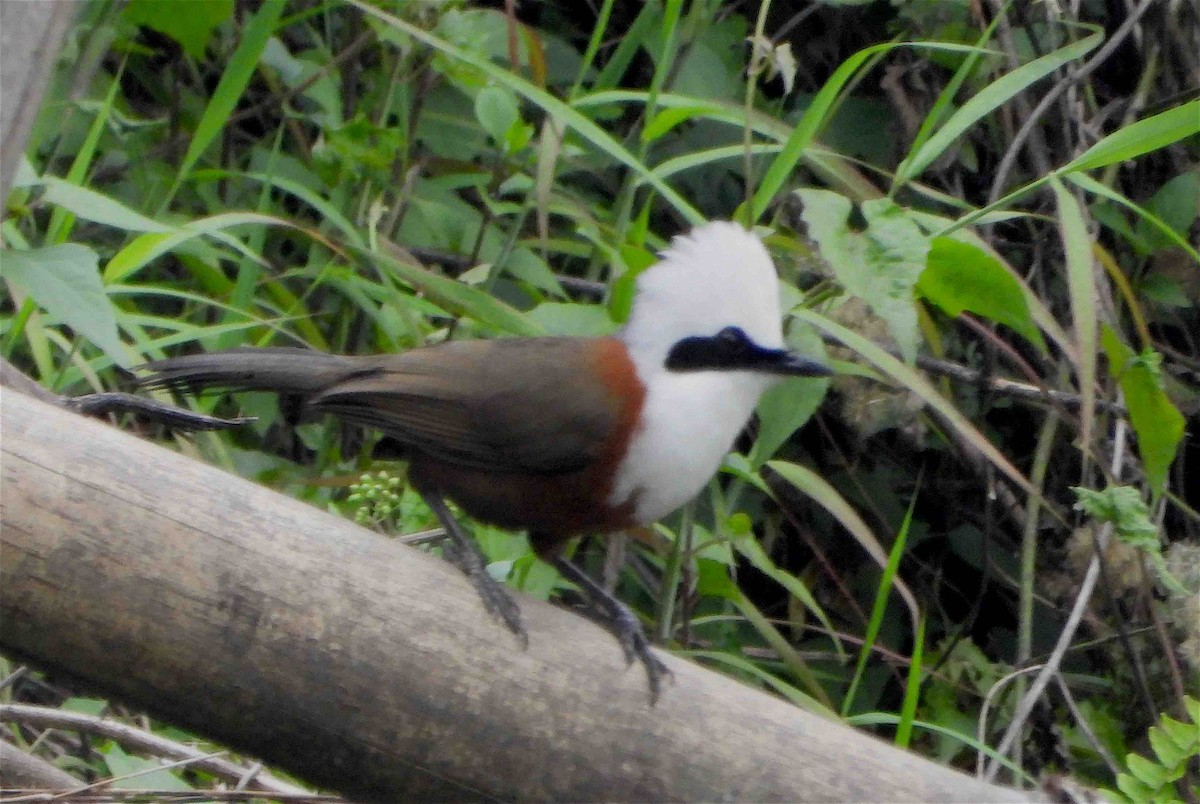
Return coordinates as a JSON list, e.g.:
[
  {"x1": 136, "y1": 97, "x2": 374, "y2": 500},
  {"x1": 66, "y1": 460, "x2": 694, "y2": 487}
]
[{"x1": 138, "y1": 221, "x2": 831, "y2": 701}]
